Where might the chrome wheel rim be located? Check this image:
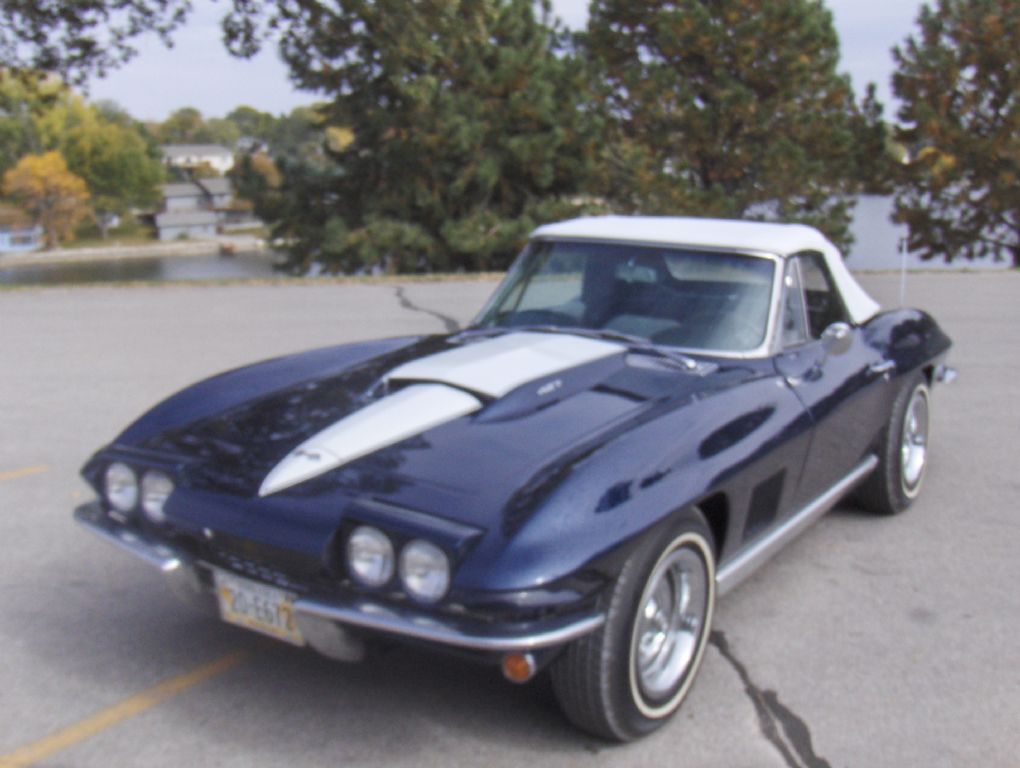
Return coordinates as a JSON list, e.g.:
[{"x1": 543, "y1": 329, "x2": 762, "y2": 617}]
[
  {"x1": 632, "y1": 544, "x2": 709, "y2": 704},
  {"x1": 900, "y1": 387, "x2": 929, "y2": 496}
]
